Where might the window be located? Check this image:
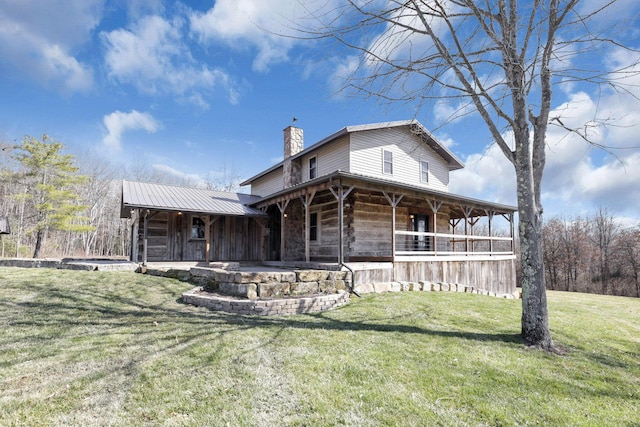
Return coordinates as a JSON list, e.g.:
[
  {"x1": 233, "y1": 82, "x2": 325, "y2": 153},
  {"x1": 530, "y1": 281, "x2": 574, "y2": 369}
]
[
  {"x1": 383, "y1": 150, "x2": 393, "y2": 174},
  {"x1": 309, "y1": 212, "x2": 318, "y2": 241},
  {"x1": 309, "y1": 156, "x2": 317, "y2": 180},
  {"x1": 420, "y1": 160, "x2": 429, "y2": 183},
  {"x1": 191, "y1": 217, "x2": 205, "y2": 239}
]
